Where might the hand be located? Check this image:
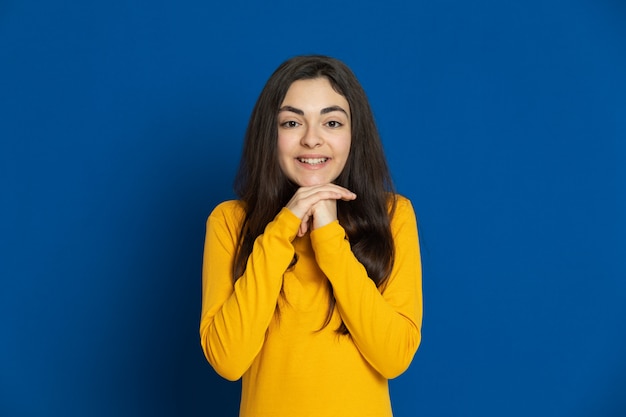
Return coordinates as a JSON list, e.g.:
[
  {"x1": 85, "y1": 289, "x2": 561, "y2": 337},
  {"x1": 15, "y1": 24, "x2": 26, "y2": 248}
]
[{"x1": 285, "y1": 184, "x2": 356, "y2": 237}]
